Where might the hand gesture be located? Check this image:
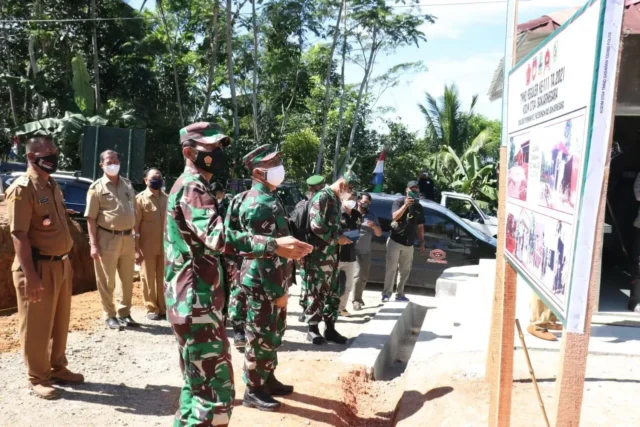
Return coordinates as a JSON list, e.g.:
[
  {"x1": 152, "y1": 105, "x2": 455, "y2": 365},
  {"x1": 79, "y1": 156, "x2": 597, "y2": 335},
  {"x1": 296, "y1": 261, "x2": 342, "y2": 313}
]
[
  {"x1": 90, "y1": 244, "x2": 101, "y2": 260},
  {"x1": 275, "y1": 236, "x2": 313, "y2": 260},
  {"x1": 404, "y1": 197, "x2": 415, "y2": 207},
  {"x1": 275, "y1": 293, "x2": 289, "y2": 308},
  {"x1": 338, "y1": 236, "x2": 352, "y2": 245},
  {"x1": 24, "y1": 274, "x2": 44, "y2": 303},
  {"x1": 135, "y1": 250, "x2": 144, "y2": 266}
]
